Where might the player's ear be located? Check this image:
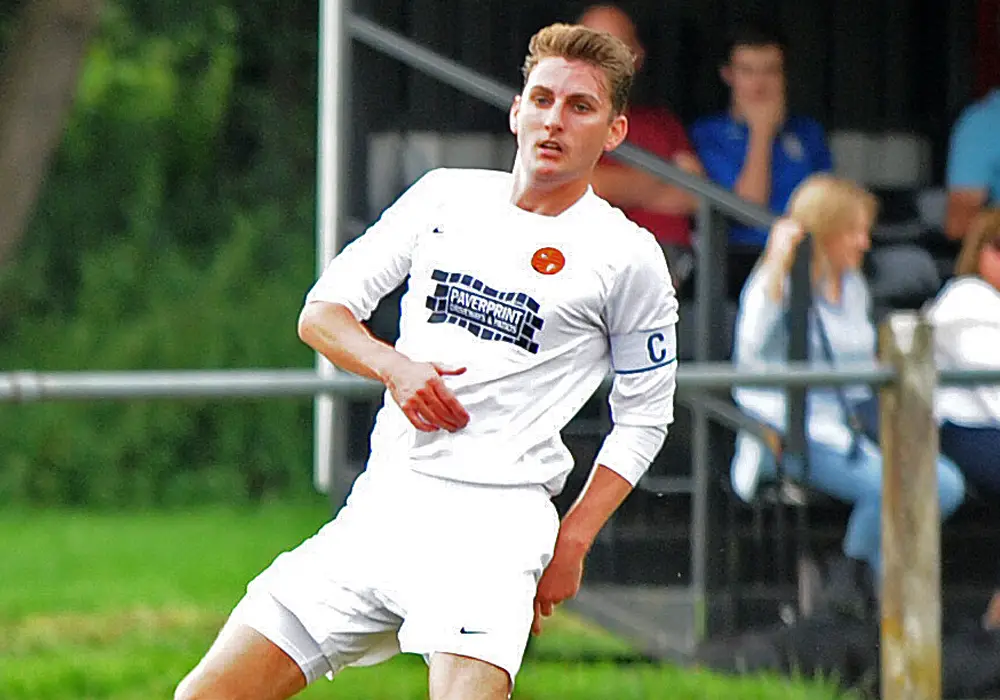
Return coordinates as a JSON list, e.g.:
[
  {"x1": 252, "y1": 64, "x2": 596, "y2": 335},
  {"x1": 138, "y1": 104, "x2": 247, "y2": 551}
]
[
  {"x1": 603, "y1": 113, "x2": 627, "y2": 152},
  {"x1": 509, "y1": 95, "x2": 521, "y2": 135}
]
